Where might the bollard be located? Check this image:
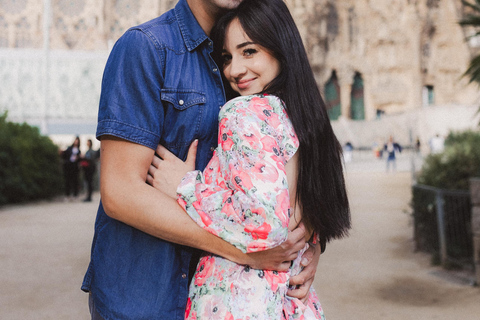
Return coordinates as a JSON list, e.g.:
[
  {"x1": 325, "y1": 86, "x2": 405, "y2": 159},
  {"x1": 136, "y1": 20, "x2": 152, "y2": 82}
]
[{"x1": 469, "y1": 178, "x2": 480, "y2": 286}]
